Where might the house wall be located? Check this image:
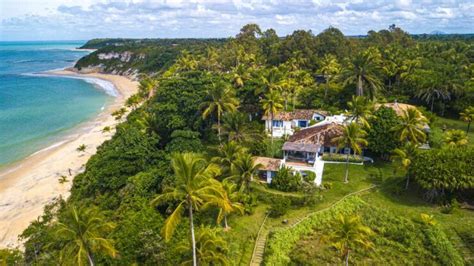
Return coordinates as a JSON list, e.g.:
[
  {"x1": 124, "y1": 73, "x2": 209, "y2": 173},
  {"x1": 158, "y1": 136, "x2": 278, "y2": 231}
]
[{"x1": 265, "y1": 119, "x2": 293, "y2": 137}]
